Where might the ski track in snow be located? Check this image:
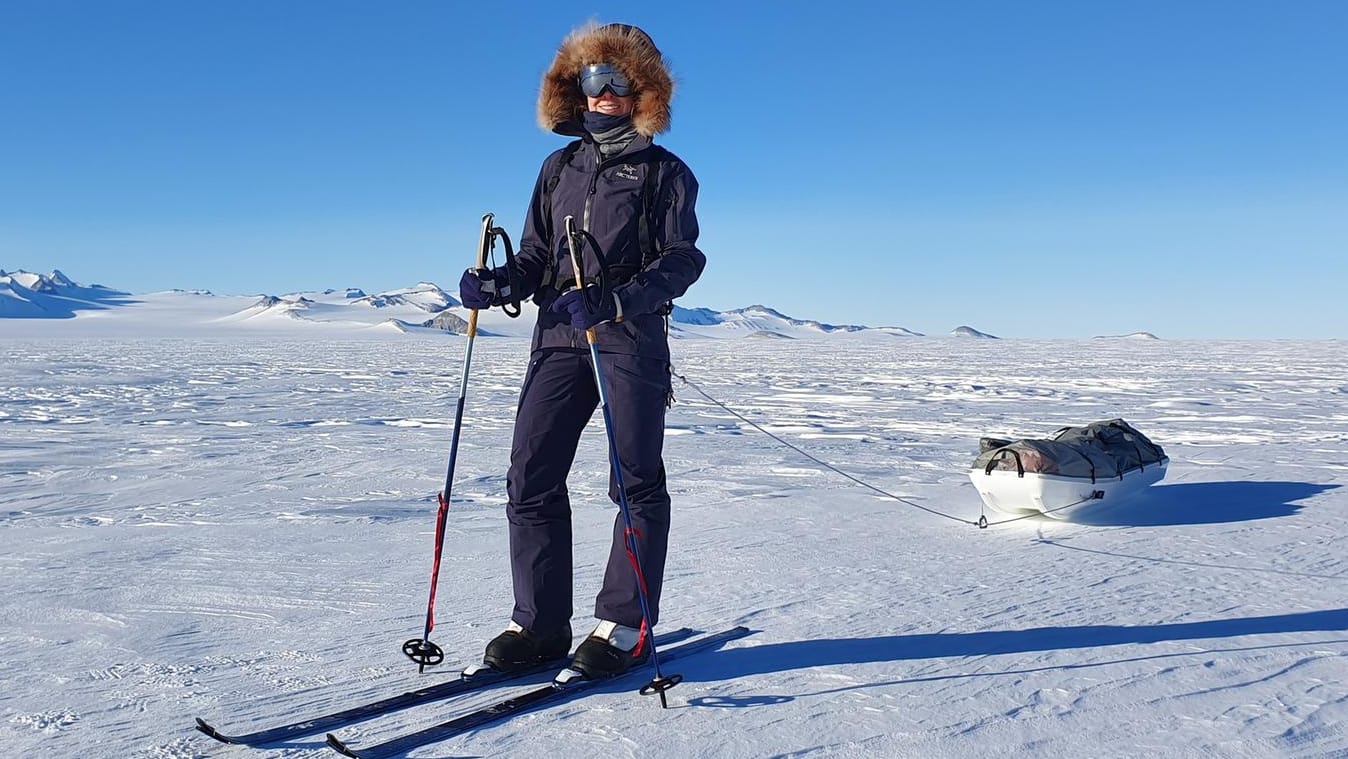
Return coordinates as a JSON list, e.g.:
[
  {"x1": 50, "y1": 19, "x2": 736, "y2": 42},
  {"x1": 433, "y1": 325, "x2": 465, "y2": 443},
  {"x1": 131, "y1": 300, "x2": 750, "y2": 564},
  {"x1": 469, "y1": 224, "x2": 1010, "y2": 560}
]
[{"x1": 1, "y1": 336, "x2": 1346, "y2": 758}]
